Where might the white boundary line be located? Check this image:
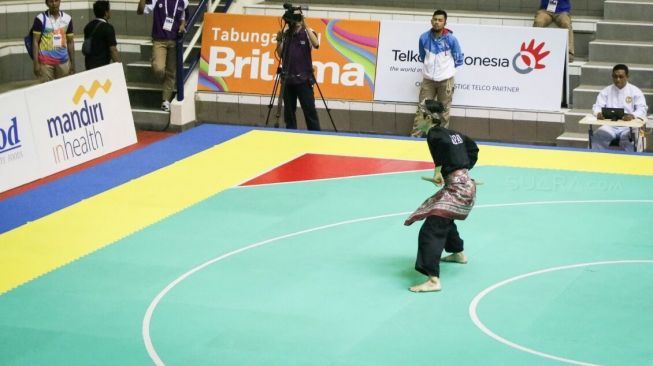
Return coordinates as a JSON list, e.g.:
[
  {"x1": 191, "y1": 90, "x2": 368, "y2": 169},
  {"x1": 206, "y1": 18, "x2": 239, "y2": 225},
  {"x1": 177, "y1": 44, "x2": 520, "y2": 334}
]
[
  {"x1": 469, "y1": 260, "x2": 653, "y2": 366},
  {"x1": 142, "y1": 199, "x2": 653, "y2": 365},
  {"x1": 142, "y1": 211, "x2": 406, "y2": 366}
]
